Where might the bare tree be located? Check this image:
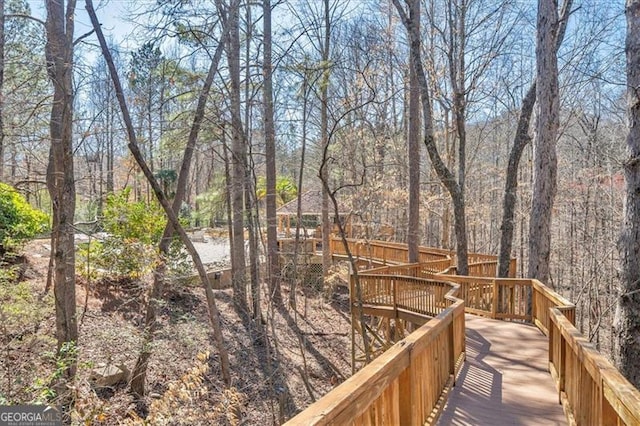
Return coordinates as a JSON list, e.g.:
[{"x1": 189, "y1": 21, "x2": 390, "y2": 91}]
[
  {"x1": 226, "y1": 0, "x2": 248, "y2": 307},
  {"x1": 45, "y1": 0, "x2": 78, "y2": 387},
  {"x1": 85, "y1": 0, "x2": 231, "y2": 389},
  {"x1": 264, "y1": 0, "x2": 281, "y2": 305},
  {"x1": 130, "y1": 31, "x2": 229, "y2": 397},
  {"x1": 393, "y1": 0, "x2": 469, "y2": 274},
  {"x1": 0, "y1": 0, "x2": 4, "y2": 181},
  {"x1": 320, "y1": 0, "x2": 332, "y2": 280},
  {"x1": 497, "y1": 0, "x2": 572, "y2": 277},
  {"x1": 614, "y1": 0, "x2": 640, "y2": 389},
  {"x1": 528, "y1": 0, "x2": 560, "y2": 283},
  {"x1": 406, "y1": 0, "x2": 420, "y2": 263}
]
